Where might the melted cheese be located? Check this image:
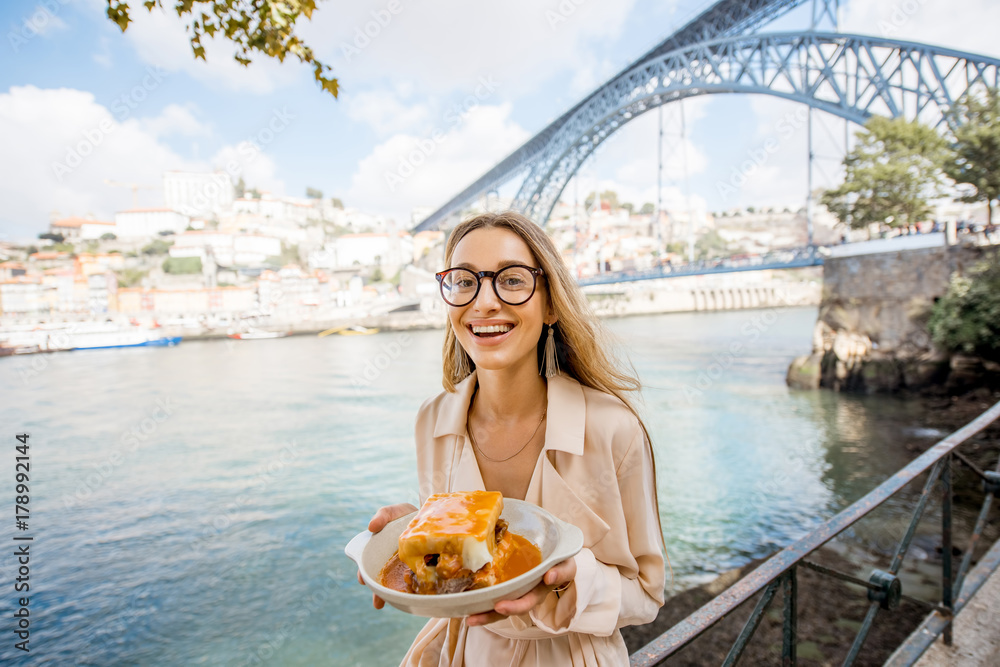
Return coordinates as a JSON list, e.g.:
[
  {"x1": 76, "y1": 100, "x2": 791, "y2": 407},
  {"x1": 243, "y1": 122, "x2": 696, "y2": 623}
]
[{"x1": 398, "y1": 491, "x2": 503, "y2": 585}]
